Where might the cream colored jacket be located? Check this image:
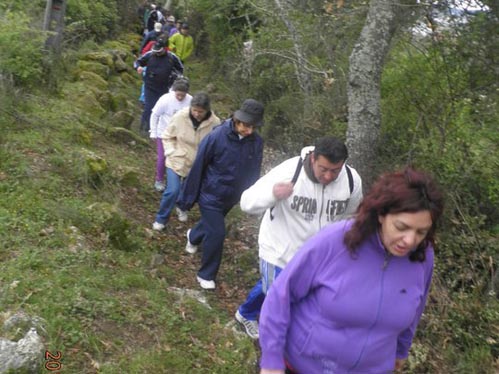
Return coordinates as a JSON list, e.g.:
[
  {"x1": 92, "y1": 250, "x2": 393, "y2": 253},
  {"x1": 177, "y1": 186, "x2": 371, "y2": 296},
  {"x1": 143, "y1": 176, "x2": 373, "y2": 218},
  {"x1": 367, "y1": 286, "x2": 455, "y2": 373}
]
[{"x1": 161, "y1": 107, "x2": 220, "y2": 177}]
